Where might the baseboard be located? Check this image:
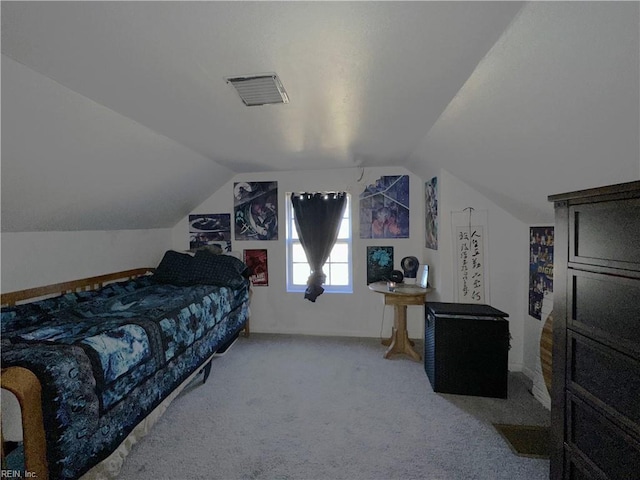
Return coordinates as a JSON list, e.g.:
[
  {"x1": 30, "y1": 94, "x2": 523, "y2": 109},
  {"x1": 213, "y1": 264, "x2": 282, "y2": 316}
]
[
  {"x1": 522, "y1": 365, "x2": 537, "y2": 381},
  {"x1": 522, "y1": 365, "x2": 551, "y2": 410},
  {"x1": 250, "y1": 327, "x2": 393, "y2": 339},
  {"x1": 532, "y1": 384, "x2": 551, "y2": 410}
]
